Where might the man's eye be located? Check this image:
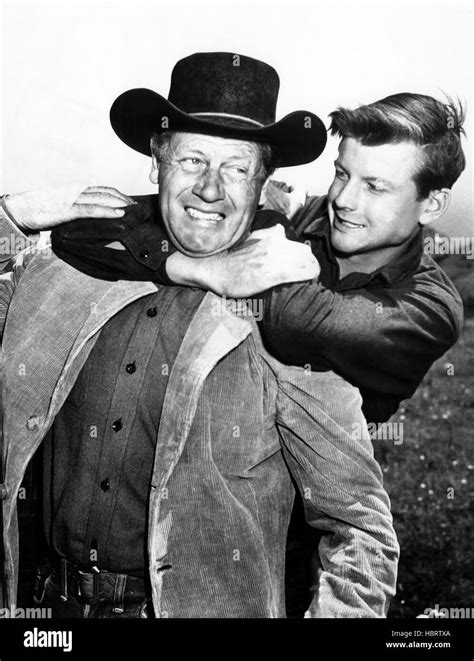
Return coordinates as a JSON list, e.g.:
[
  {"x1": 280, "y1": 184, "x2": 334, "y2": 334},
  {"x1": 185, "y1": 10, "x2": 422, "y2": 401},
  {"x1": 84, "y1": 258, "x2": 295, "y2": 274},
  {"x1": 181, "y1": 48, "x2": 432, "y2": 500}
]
[
  {"x1": 220, "y1": 165, "x2": 250, "y2": 181},
  {"x1": 181, "y1": 157, "x2": 203, "y2": 165},
  {"x1": 367, "y1": 182, "x2": 386, "y2": 193},
  {"x1": 178, "y1": 157, "x2": 206, "y2": 173},
  {"x1": 227, "y1": 165, "x2": 248, "y2": 174},
  {"x1": 334, "y1": 169, "x2": 347, "y2": 180}
]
